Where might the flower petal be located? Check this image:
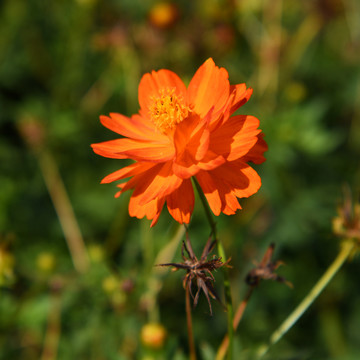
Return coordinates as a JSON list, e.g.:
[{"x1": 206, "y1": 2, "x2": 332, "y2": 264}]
[
  {"x1": 226, "y1": 116, "x2": 261, "y2": 161},
  {"x1": 197, "y1": 152, "x2": 226, "y2": 171},
  {"x1": 242, "y1": 133, "x2": 268, "y2": 164},
  {"x1": 101, "y1": 162, "x2": 155, "y2": 184},
  {"x1": 150, "y1": 198, "x2": 166, "y2": 227},
  {"x1": 129, "y1": 193, "x2": 165, "y2": 226},
  {"x1": 195, "y1": 171, "x2": 222, "y2": 216},
  {"x1": 231, "y1": 163, "x2": 262, "y2": 198},
  {"x1": 210, "y1": 161, "x2": 261, "y2": 198},
  {"x1": 222, "y1": 192, "x2": 242, "y2": 215},
  {"x1": 195, "y1": 161, "x2": 262, "y2": 216},
  {"x1": 166, "y1": 179, "x2": 194, "y2": 224},
  {"x1": 91, "y1": 138, "x2": 174, "y2": 162},
  {"x1": 91, "y1": 140, "x2": 128, "y2": 159},
  {"x1": 188, "y1": 58, "x2": 230, "y2": 118},
  {"x1": 172, "y1": 153, "x2": 200, "y2": 179},
  {"x1": 138, "y1": 162, "x2": 183, "y2": 205},
  {"x1": 175, "y1": 113, "x2": 211, "y2": 159},
  {"x1": 173, "y1": 114, "x2": 200, "y2": 157},
  {"x1": 115, "y1": 166, "x2": 168, "y2": 226},
  {"x1": 229, "y1": 85, "x2": 253, "y2": 113},
  {"x1": 100, "y1": 113, "x2": 166, "y2": 142},
  {"x1": 172, "y1": 112, "x2": 212, "y2": 178},
  {"x1": 210, "y1": 115, "x2": 261, "y2": 161}
]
